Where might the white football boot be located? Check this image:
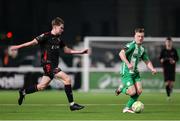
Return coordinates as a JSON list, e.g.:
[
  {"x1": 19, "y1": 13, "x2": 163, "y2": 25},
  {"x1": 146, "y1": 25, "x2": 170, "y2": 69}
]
[{"x1": 123, "y1": 107, "x2": 135, "y2": 113}]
